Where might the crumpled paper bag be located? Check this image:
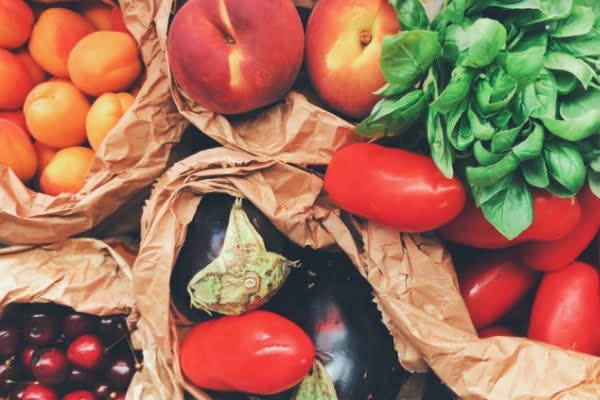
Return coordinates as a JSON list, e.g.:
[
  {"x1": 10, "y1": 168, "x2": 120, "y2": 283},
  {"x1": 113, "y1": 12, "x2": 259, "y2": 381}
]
[
  {"x1": 0, "y1": 238, "x2": 180, "y2": 400},
  {"x1": 0, "y1": 0, "x2": 188, "y2": 245}
]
